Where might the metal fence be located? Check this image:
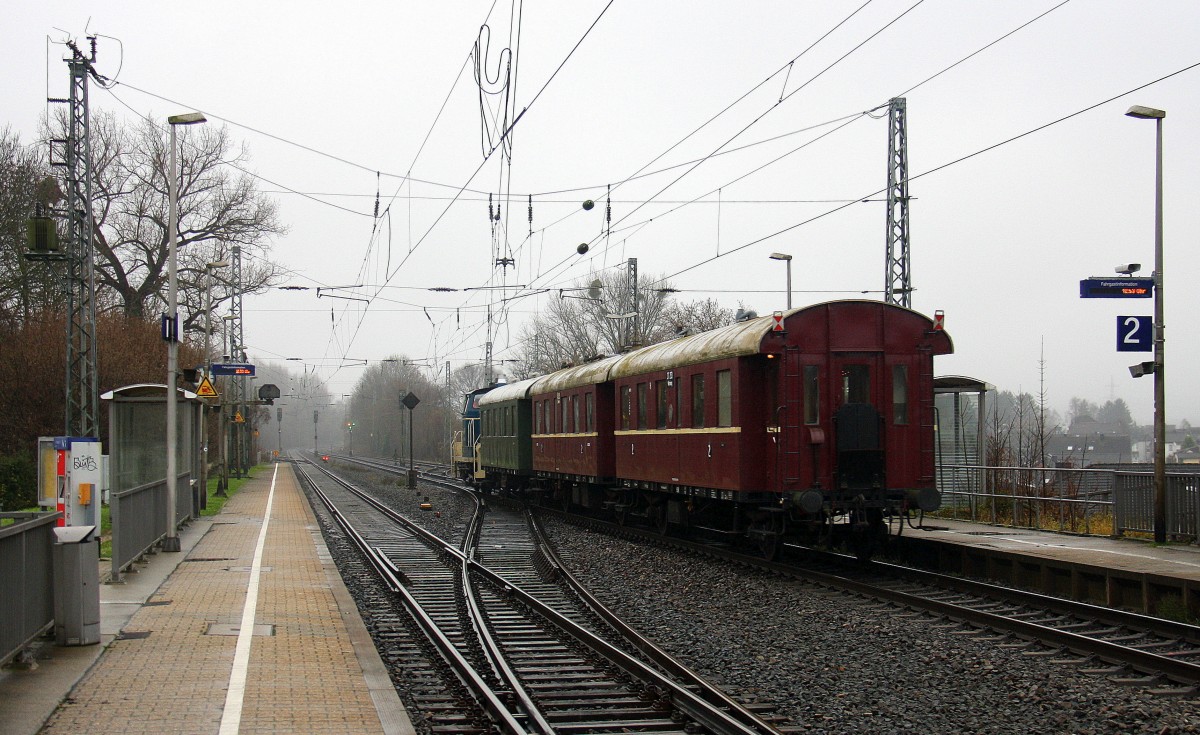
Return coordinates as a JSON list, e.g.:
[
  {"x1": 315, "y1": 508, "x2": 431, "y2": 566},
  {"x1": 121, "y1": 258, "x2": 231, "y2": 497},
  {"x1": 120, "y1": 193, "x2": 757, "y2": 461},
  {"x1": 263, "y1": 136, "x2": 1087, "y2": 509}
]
[
  {"x1": 1113, "y1": 471, "x2": 1200, "y2": 538},
  {"x1": 110, "y1": 472, "x2": 192, "y2": 582},
  {"x1": 938, "y1": 463, "x2": 1200, "y2": 540},
  {"x1": 0, "y1": 512, "x2": 59, "y2": 665}
]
